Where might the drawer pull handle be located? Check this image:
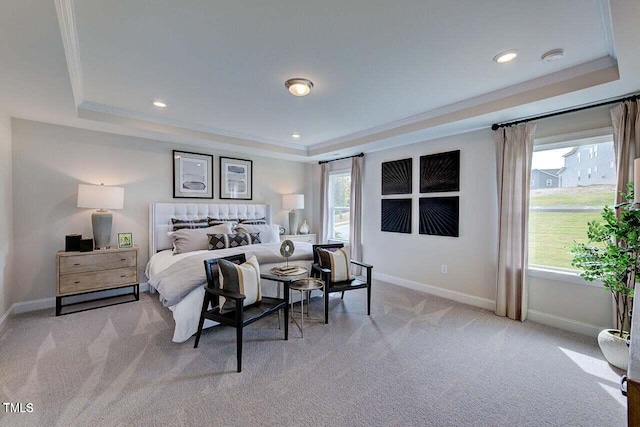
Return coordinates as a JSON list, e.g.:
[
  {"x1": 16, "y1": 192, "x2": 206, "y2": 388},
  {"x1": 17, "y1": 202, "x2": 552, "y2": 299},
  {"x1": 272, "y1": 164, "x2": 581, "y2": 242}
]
[
  {"x1": 121, "y1": 258, "x2": 126, "y2": 261},
  {"x1": 74, "y1": 281, "x2": 81, "y2": 284},
  {"x1": 621, "y1": 375, "x2": 628, "y2": 396},
  {"x1": 74, "y1": 263, "x2": 80, "y2": 266},
  {"x1": 120, "y1": 275, "x2": 126, "y2": 278}
]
